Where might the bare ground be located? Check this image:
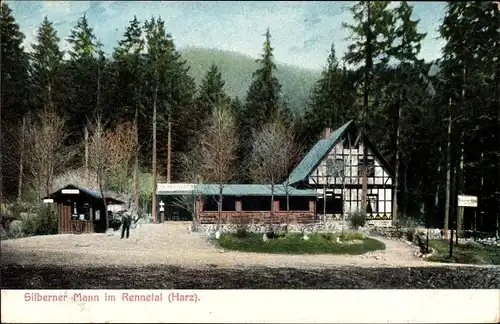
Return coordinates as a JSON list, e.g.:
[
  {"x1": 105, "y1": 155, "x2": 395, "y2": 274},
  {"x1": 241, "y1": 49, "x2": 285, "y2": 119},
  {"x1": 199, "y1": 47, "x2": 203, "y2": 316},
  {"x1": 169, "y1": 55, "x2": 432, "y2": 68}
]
[{"x1": 1, "y1": 222, "x2": 499, "y2": 289}]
